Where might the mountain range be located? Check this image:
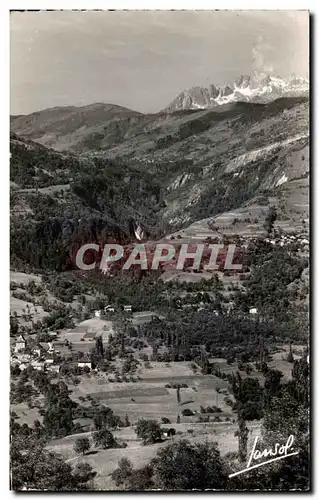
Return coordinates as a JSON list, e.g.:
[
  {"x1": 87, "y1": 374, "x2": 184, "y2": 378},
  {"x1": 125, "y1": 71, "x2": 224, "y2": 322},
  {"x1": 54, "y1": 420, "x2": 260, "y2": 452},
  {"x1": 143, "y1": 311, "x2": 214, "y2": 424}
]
[
  {"x1": 164, "y1": 74, "x2": 309, "y2": 112},
  {"x1": 10, "y1": 72, "x2": 309, "y2": 271}
]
